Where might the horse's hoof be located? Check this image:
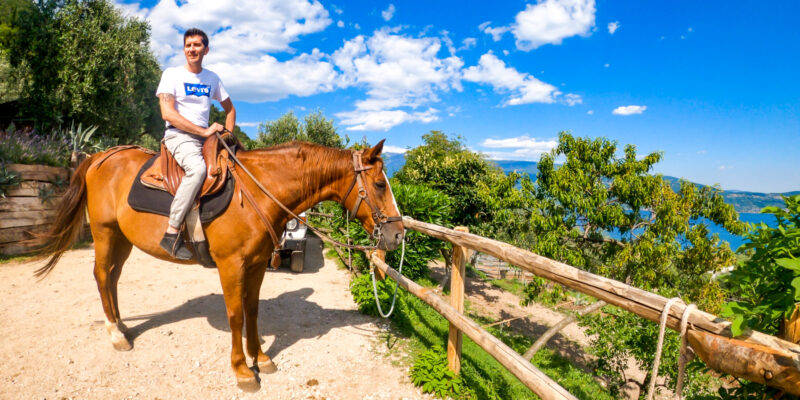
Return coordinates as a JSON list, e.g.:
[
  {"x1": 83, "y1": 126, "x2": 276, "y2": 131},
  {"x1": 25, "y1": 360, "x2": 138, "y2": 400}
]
[
  {"x1": 258, "y1": 359, "x2": 277, "y2": 374},
  {"x1": 111, "y1": 332, "x2": 132, "y2": 351},
  {"x1": 236, "y1": 376, "x2": 260, "y2": 392},
  {"x1": 112, "y1": 338, "x2": 133, "y2": 351}
]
